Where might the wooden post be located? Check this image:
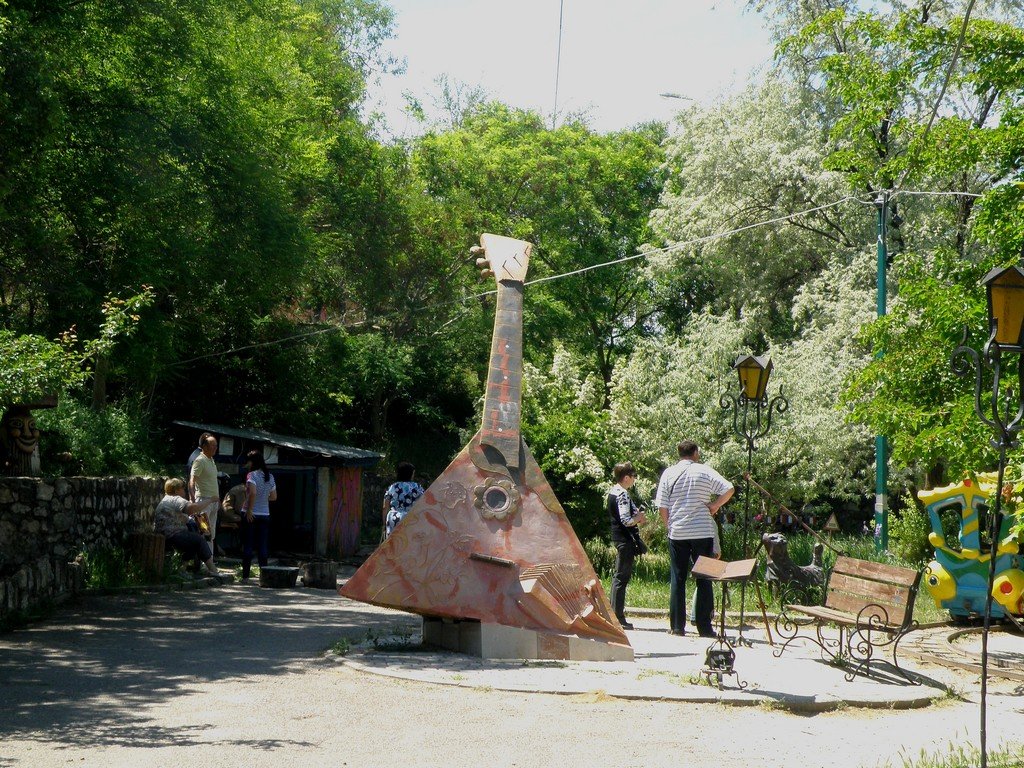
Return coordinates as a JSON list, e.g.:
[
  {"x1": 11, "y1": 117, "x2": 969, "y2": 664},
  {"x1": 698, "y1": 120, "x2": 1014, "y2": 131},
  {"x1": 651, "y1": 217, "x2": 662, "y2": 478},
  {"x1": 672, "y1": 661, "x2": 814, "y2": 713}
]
[
  {"x1": 127, "y1": 532, "x2": 166, "y2": 581},
  {"x1": 301, "y1": 561, "x2": 338, "y2": 589}
]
